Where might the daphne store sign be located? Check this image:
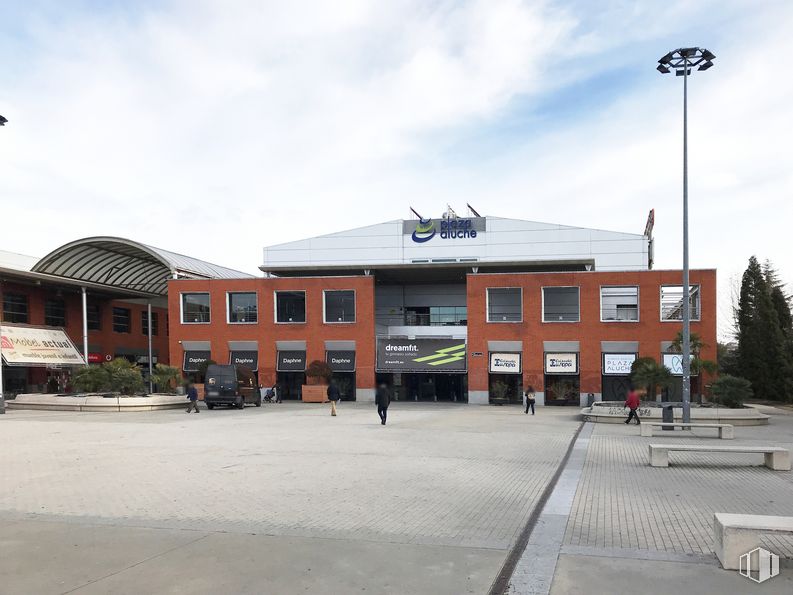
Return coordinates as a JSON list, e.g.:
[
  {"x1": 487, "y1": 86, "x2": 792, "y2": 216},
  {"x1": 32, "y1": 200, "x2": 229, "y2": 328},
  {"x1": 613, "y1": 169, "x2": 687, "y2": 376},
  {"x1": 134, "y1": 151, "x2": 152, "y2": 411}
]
[
  {"x1": 544, "y1": 352, "x2": 579, "y2": 374},
  {"x1": 489, "y1": 352, "x2": 522, "y2": 374}
]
